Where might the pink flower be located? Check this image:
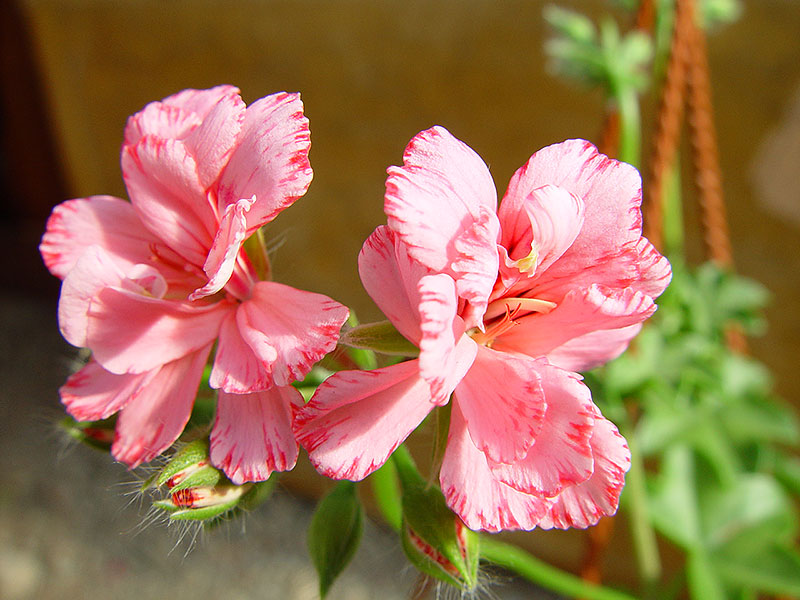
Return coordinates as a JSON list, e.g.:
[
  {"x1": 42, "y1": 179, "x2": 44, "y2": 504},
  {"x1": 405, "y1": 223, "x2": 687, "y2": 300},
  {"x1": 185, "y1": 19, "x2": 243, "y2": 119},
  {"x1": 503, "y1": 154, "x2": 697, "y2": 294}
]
[
  {"x1": 294, "y1": 127, "x2": 670, "y2": 532},
  {"x1": 41, "y1": 86, "x2": 349, "y2": 483}
]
